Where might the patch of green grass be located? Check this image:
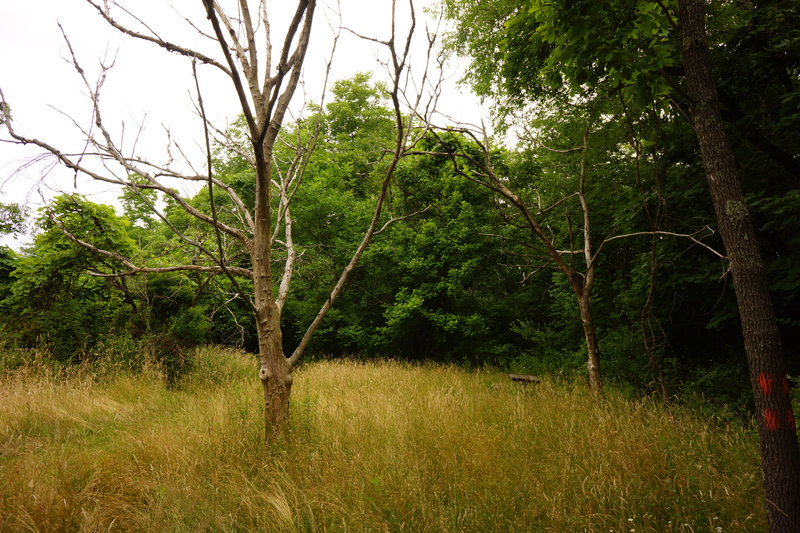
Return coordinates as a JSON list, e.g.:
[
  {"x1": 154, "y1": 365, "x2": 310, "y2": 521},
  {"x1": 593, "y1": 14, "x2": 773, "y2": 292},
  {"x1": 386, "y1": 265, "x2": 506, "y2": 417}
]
[{"x1": 0, "y1": 349, "x2": 765, "y2": 532}]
